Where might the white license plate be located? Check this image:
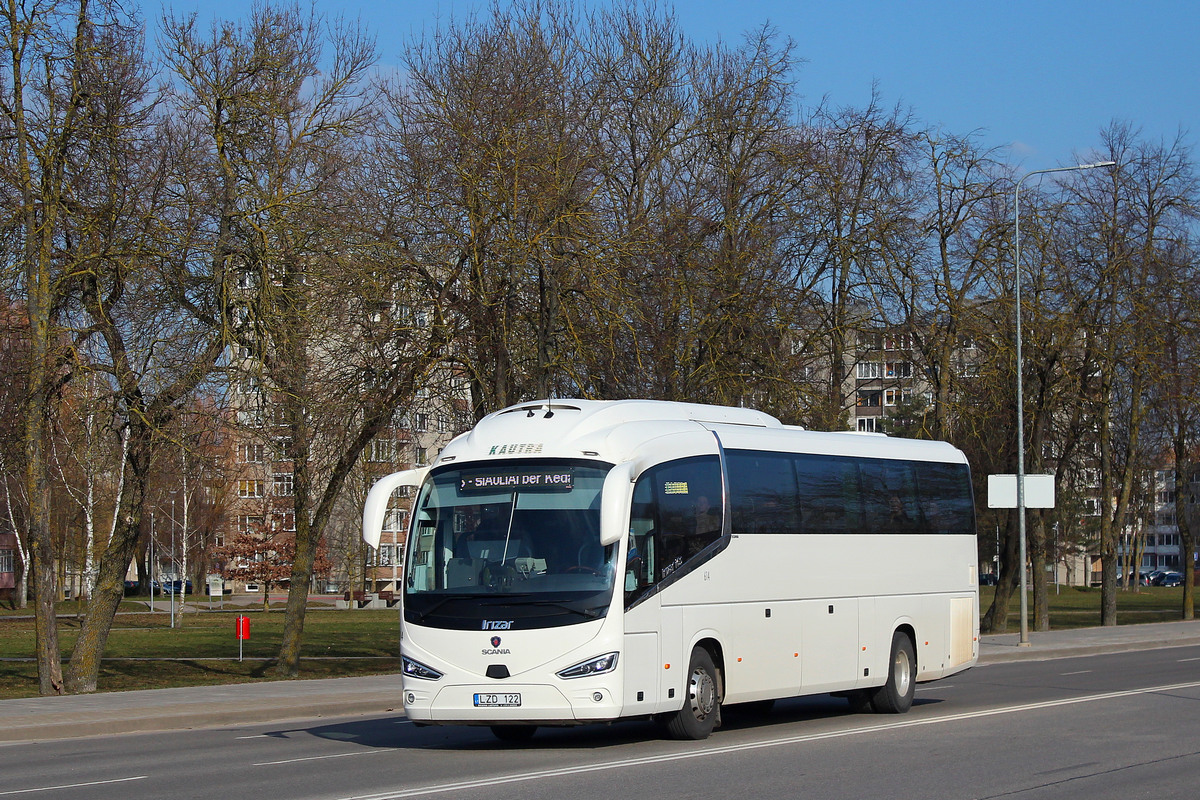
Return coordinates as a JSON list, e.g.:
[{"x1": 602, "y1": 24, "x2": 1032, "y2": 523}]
[{"x1": 474, "y1": 692, "x2": 521, "y2": 707}]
